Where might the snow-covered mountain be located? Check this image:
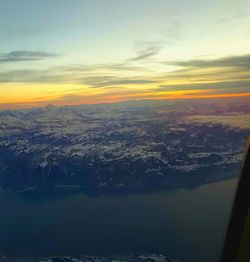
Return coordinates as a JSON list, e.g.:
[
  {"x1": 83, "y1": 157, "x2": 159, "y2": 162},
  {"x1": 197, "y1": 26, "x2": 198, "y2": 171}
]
[
  {"x1": 0, "y1": 98, "x2": 249, "y2": 195},
  {"x1": 0, "y1": 251, "x2": 181, "y2": 262}
]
